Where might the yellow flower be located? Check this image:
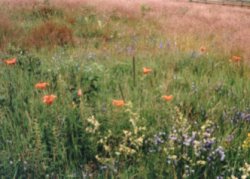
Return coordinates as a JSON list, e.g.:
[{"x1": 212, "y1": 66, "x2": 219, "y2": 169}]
[{"x1": 242, "y1": 133, "x2": 250, "y2": 149}]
